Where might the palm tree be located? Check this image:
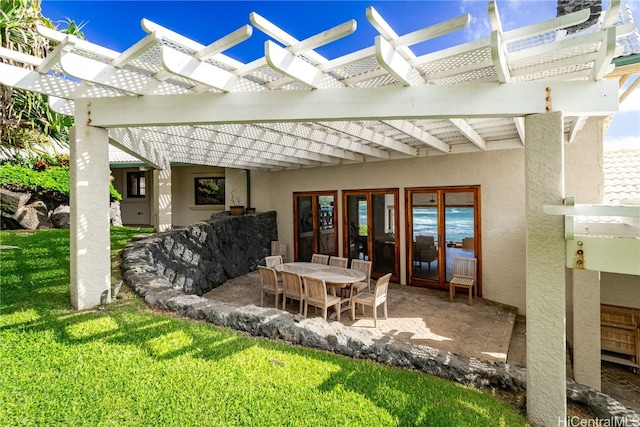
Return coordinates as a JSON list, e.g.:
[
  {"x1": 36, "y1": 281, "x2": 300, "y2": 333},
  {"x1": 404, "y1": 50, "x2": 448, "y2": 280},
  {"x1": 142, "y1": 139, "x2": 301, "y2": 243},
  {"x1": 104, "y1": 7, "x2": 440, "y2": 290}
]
[{"x1": 1, "y1": 0, "x2": 84, "y2": 155}]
